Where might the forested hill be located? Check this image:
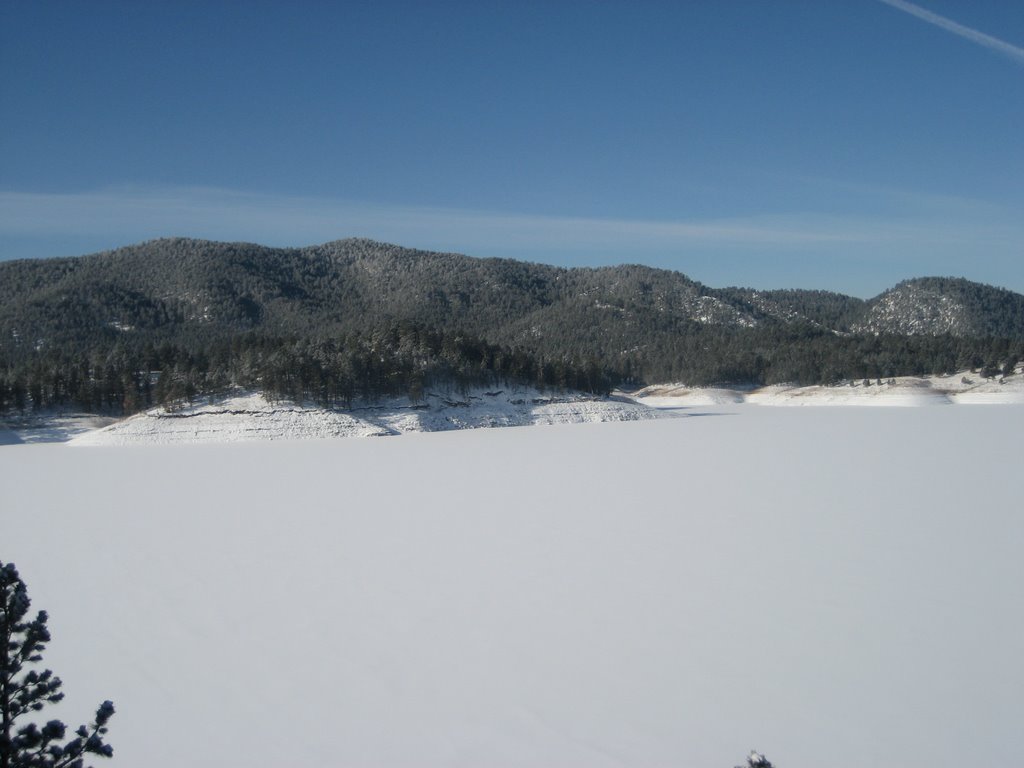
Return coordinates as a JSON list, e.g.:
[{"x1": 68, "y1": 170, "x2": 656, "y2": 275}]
[{"x1": 2, "y1": 237, "x2": 1023, "y2": 415}]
